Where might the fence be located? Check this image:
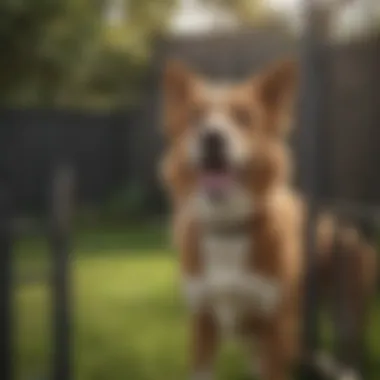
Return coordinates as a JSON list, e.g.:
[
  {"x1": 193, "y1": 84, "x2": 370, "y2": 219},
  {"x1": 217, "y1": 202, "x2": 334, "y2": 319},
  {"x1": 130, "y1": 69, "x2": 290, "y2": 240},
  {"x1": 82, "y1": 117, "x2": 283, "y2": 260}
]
[
  {"x1": 1, "y1": 29, "x2": 380, "y2": 218},
  {"x1": 152, "y1": 27, "x2": 380, "y2": 204},
  {"x1": 0, "y1": 21, "x2": 379, "y2": 380},
  {"x1": 298, "y1": 6, "x2": 379, "y2": 379},
  {"x1": 0, "y1": 109, "x2": 134, "y2": 216}
]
